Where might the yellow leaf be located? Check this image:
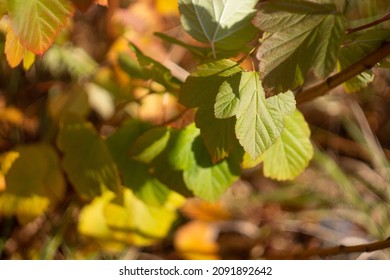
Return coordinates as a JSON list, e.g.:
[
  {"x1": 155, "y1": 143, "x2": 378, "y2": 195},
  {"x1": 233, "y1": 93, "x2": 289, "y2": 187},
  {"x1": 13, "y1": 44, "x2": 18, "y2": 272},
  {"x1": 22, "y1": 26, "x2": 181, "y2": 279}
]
[
  {"x1": 5, "y1": 23, "x2": 36, "y2": 69},
  {"x1": 23, "y1": 50, "x2": 36, "y2": 70},
  {"x1": 156, "y1": 0, "x2": 179, "y2": 16},
  {"x1": 5, "y1": 24, "x2": 24, "y2": 67}
]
